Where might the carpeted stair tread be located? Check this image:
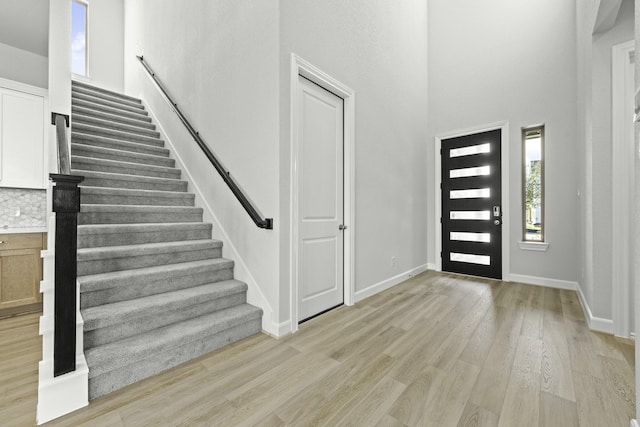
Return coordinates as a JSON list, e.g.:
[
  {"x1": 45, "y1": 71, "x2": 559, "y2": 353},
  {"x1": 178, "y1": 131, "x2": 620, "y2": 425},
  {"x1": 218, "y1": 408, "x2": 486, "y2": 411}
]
[
  {"x1": 72, "y1": 91, "x2": 146, "y2": 113},
  {"x1": 72, "y1": 105, "x2": 153, "y2": 125},
  {"x1": 79, "y1": 204, "x2": 203, "y2": 225},
  {"x1": 77, "y1": 222, "x2": 210, "y2": 248},
  {"x1": 72, "y1": 98, "x2": 149, "y2": 122},
  {"x1": 82, "y1": 282, "x2": 250, "y2": 349},
  {"x1": 82, "y1": 280, "x2": 248, "y2": 332},
  {"x1": 72, "y1": 156, "x2": 181, "y2": 179},
  {"x1": 79, "y1": 258, "x2": 234, "y2": 292},
  {"x1": 72, "y1": 90, "x2": 144, "y2": 113},
  {"x1": 73, "y1": 114, "x2": 157, "y2": 136},
  {"x1": 73, "y1": 115, "x2": 160, "y2": 138},
  {"x1": 72, "y1": 133, "x2": 169, "y2": 157},
  {"x1": 73, "y1": 122, "x2": 161, "y2": 142},
  {"x1": 77, "y1": 239, "x2": 222, "y2": 275},
  {"x1": 78, "y1": 238, "x2": 221, "y2": 259},
  {"x1": 79, "y1": 186, "x2": 194, "y2": 207},
  {"x1": 71, "y1": 143, "x2": 175, "y2": 168},
  {"x1": 72, "y1": 87, "x2": 143, "y2": 110},
  {"x1": 73, "y1": 170, "x2": 188, "y2": 192},
  {"x1": 85, "y1": 304, "x2": 262, "y2": 379},
  {"x1": 72, "y1": 129, "x2": 164, "y2": 149},
  {"x1": 72, "y1": 80, "x2": 142, "y2": 104}
]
